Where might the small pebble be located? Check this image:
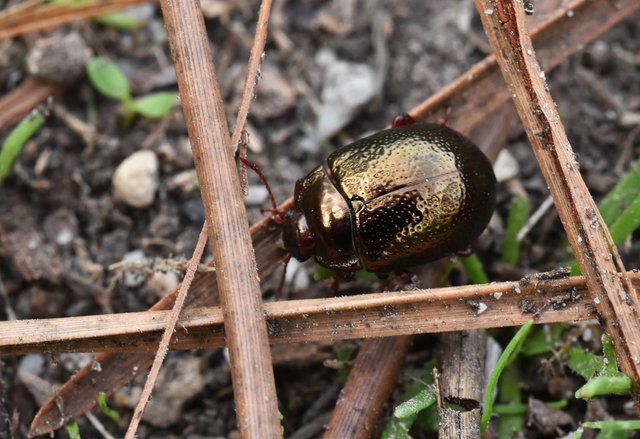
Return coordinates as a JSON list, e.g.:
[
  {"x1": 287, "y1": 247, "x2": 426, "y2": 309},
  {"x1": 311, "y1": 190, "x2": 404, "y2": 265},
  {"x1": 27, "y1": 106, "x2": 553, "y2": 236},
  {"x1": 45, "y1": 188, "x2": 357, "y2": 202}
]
[
  {"x1": 245, "y1": 185, "x2": 269, "y2": 206},
  {"x1": 19, "y1": 354, "x2": 45, "y2": 376},
  {"x1": 26, "y1": 32, "x2": 91, "y2": 84},
  {"x1": 148, "y1": 270, "x2": 179, "y2": 298},
  {"x1": 314, "y1": 49, "x2": 377, "y2": 141},
  {"x1": 113, "y1": 150, "x2": 159, "y2": 208},
  {"x1": 493, "y1": 149, "x2": 519, "y2": 182},
  {"x1": 43, "y1": 208, "x2": 78, "y2": 246},
  {"x1": 121, "y1": 250, "x2": 146, "y2": 288}
]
